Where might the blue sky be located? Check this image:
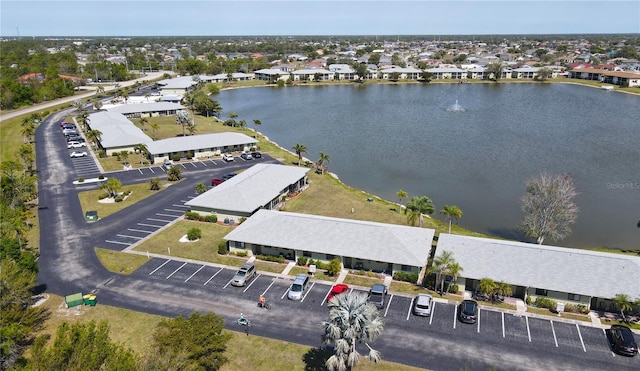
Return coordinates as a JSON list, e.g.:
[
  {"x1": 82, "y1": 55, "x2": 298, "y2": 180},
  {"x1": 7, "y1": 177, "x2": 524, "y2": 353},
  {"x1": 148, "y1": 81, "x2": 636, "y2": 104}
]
[{"x1": 1, "y1": 1, "x2": 639, "y2": 37}]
